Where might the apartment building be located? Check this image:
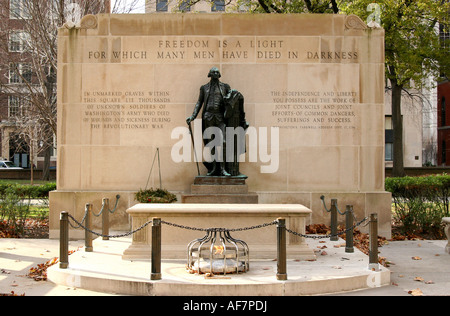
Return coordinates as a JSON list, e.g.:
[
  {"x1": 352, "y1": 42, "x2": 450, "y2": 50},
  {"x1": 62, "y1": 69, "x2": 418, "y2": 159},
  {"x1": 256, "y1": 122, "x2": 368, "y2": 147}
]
[{"x1": 0, "y1": 0, "x2": 109, "y2": 169}]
